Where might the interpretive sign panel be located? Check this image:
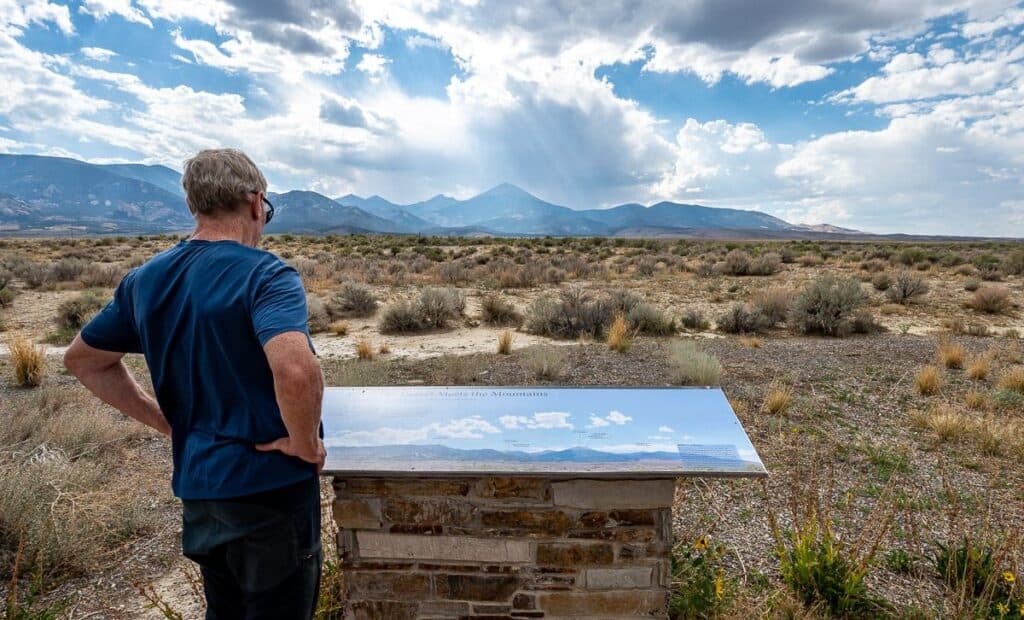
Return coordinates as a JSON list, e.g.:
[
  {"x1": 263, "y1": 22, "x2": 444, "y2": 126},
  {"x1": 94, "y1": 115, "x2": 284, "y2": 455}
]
[{"x1": 322, "y1": 386, "x2": 766, "y2": 477}]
